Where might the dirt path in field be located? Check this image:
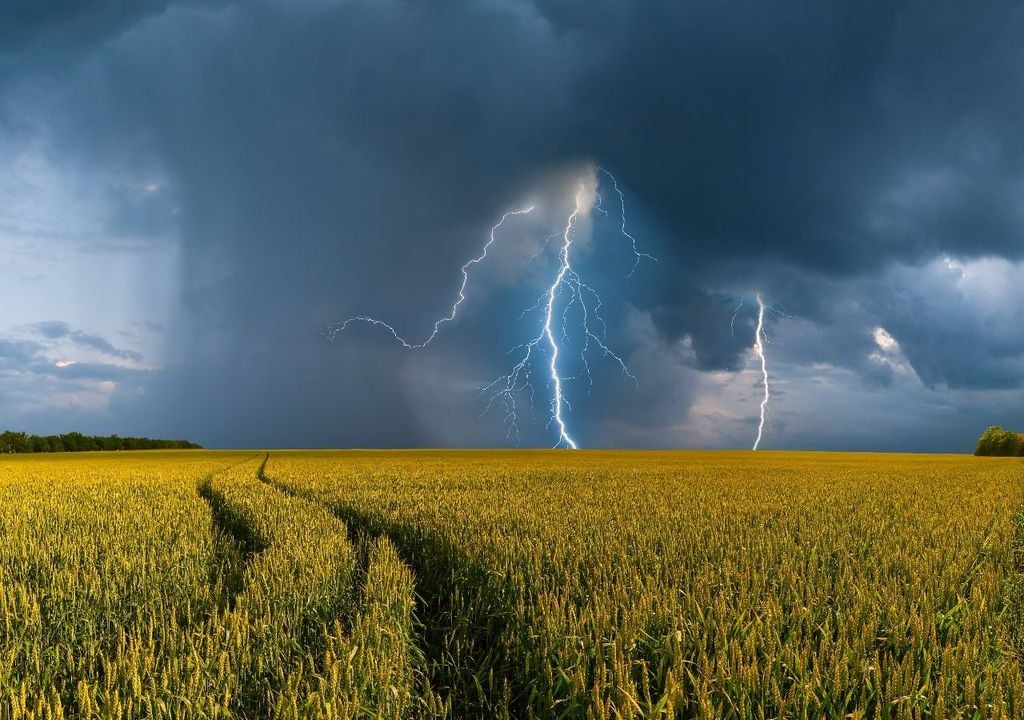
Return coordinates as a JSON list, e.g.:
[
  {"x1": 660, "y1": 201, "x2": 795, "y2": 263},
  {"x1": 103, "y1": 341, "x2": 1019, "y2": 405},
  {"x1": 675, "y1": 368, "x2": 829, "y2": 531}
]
[
  {"x1": 252, "y1": 454, "x2": 401, "y2": 648},
  {"x1": 196, "y1": 453, "x2": 266, "y2": 610},
  {"x1": 258, "y1": 453, "x2": 525, "y2": 718}
]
